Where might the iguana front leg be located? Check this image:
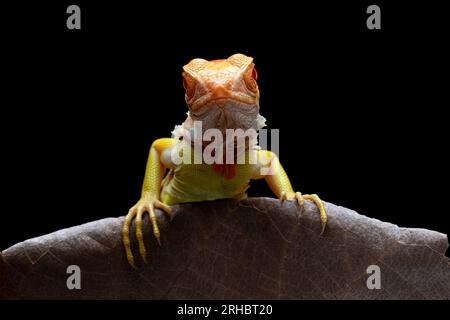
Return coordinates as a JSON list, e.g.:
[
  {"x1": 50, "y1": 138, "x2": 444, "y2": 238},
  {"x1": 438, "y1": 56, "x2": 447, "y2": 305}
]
[
  {"x1": 123, "y1": 138, "x2": 178, "y2": 268},
  {"x1": 254, "y1": 150, "x2": 327, "y2": 234}
]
